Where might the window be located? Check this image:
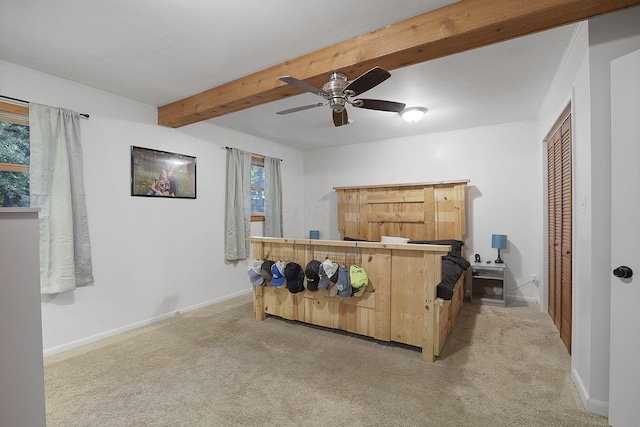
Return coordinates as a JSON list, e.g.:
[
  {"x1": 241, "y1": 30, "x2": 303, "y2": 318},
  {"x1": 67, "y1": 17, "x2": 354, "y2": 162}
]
[
  {"x1": 0, "y1": 101, "x2": 30, "y2": 207},
  {"x1": 250, "y1": 155, "x2": 265, "y2": 221}
]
